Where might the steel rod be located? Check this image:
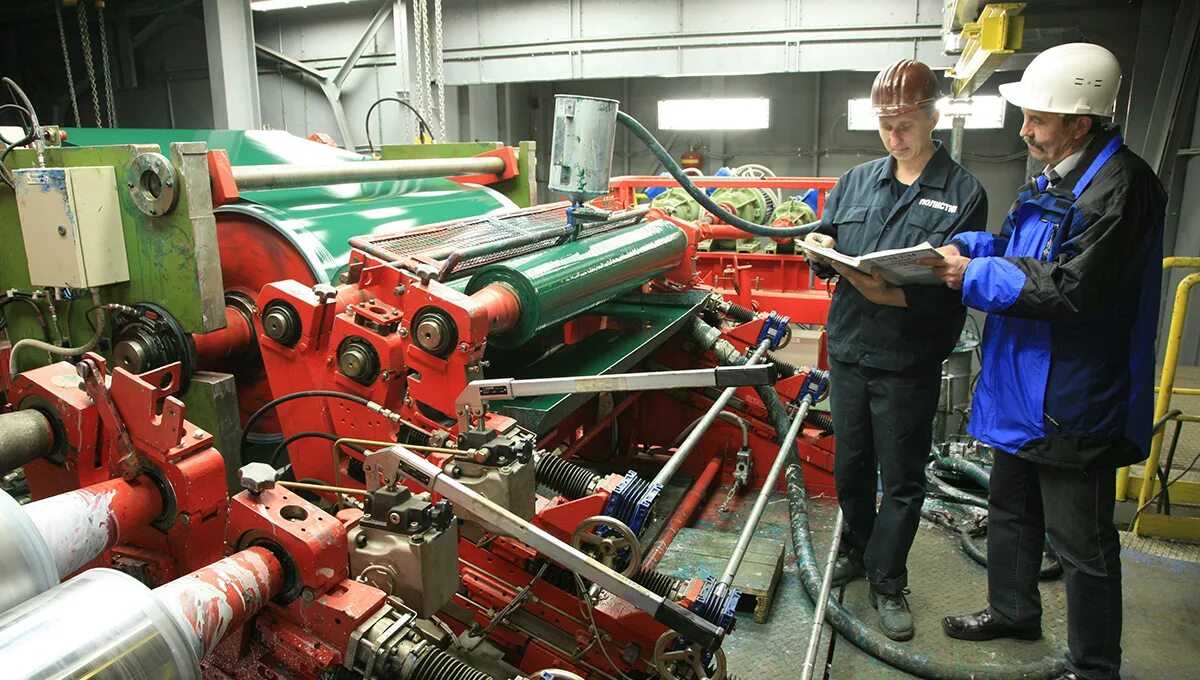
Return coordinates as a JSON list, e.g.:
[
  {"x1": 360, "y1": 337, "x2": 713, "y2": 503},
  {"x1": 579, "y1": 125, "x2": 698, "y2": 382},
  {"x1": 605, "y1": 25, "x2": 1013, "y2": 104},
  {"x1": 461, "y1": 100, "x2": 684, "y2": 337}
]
[
  {"x1": 651, "y1": 339, "x2": 771, "y2": 488},
  {"x1": 231, "y1": 156, "x2": 507, "y2": 191},
  {"x1": 800, "y1": 508, "x2": 843, "y2": 680},
  {"x1": 368, "y1": 446, "x2": 724, "y2": 651},
  {"x1": 641, "y1": 453, "x2": 723, "y2": 572},
  {"x1": 717, "y1": 394, "x2": 811, "y2": 589},
  {"x1": 278, "y1": 480, "x2": 368, "y2": 496}
]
